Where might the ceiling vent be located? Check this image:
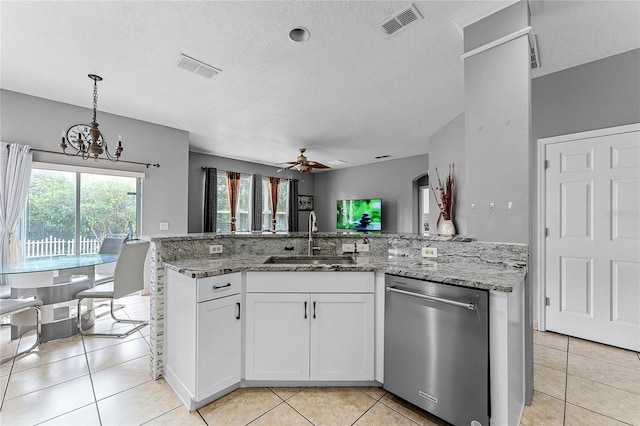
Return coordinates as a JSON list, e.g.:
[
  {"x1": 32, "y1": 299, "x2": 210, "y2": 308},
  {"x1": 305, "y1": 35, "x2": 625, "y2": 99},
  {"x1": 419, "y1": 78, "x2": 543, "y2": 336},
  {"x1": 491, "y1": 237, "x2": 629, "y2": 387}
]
[
  {"x1": 378, "y1": 4, "x2": 422, "y2": 36},
  {"x1": 529, "y1": 33, "x2": 541, "y2": 69},
  {"x1": 176, "y1": 53, "x2": 221, "y2": 79}
]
